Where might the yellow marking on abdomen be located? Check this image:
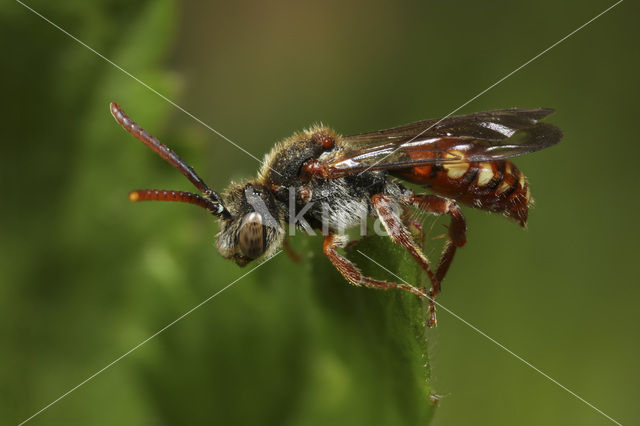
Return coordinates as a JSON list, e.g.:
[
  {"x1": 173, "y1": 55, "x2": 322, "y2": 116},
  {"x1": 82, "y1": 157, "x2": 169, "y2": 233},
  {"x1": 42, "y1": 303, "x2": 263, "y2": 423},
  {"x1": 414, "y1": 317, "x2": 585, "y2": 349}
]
[
  {"x1": 496, "y1": 181, "x2": 511, "y2": 194},
  {"x1": 505, "y1": 162, "x2": 513, "y2": 175},
  {"x1": 444, "y1": 162, "x2": 470, "y2": 179},
  {"x1": 518, "y1": 172, "x2": 526, "y2": 188},
  {"x1": 476, "y1": 163, "x2": 494, "y2": 186}
]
